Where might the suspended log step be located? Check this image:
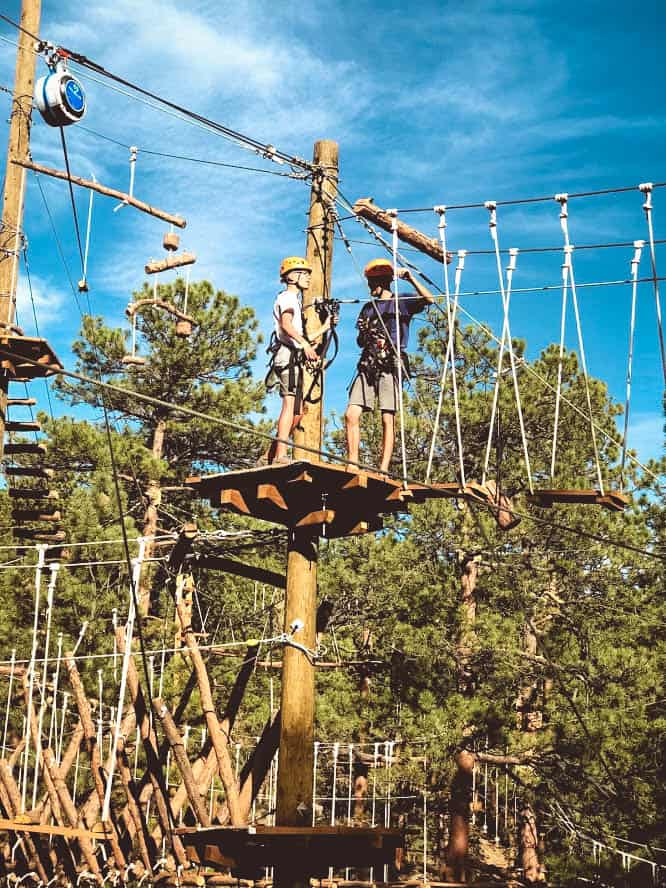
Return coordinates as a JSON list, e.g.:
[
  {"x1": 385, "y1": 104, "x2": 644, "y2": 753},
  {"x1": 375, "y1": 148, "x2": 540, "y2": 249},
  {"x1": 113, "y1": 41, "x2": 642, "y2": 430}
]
[
  {"x1": 7, "y1": 398, "x2": 37, "y2": 407},
  {"x1": 145, "y1": 251, "x2": 196, "y2": 275},
  {"x1": 12, "y1": 529, "x2": 65, "y2": 542},
  {"x1": 4, "y1": 421, "x2": 41, "y2": 433},
  {"x1": 5, "y1": 466, "x2": 54, "y2": 478},
  {"x1": 4, "y1": 443, "x2": 47, "y2": 456},
  {"x1": 7, "y1": 488, "x2": 58, "y2": 501},
  {"x1": 528, "y1": 489, "x2": 629, "y2": 512},
  {"x1": 11, "y1": 510, "x2": 61, "y2": 523},
  {"x1": 0, "y1": 335, "x2": 62, "y2": 380},
  {"x1": 177, "y1": 825, "x2": 403, "y2": 877}
]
